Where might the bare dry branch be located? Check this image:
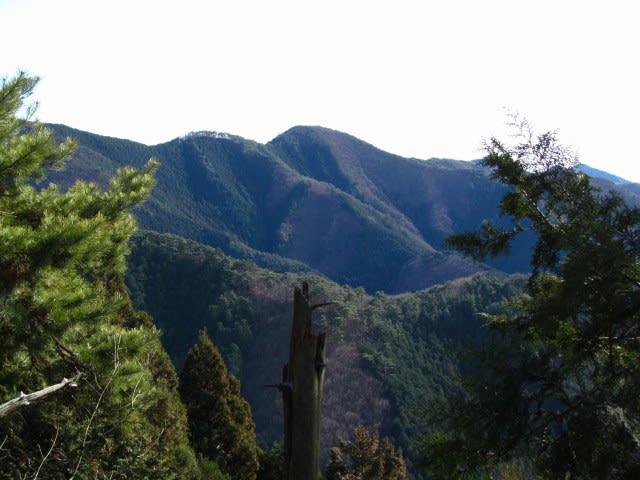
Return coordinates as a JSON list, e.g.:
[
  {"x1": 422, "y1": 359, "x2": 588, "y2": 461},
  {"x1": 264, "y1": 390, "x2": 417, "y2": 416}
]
[
  {"x1": 0, "y1": 374, "x2": 82, "y2": 418},
  {"x1": 33, "y1": 427, "x2": 59, "y2": 480}
]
